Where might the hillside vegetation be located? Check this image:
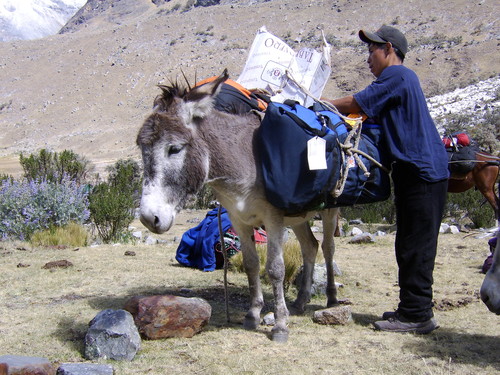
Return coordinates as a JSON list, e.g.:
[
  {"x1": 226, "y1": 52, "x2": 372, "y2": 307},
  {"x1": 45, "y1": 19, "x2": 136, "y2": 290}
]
[{"x1": 0, "y1": 0, "x2": 498, "y2": 176}]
